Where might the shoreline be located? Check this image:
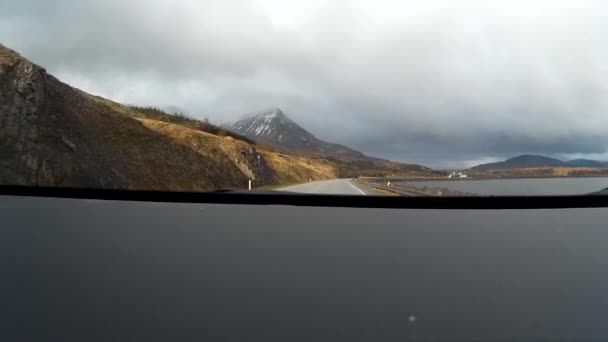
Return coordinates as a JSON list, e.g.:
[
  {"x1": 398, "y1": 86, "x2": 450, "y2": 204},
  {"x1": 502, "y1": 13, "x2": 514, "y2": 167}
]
[
  {"x1": 357, "y1": 175, "x2": 608, "y2": 197},
  {"x1": 362, "y1": 174, "x2": 608, "y2": 183}
]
